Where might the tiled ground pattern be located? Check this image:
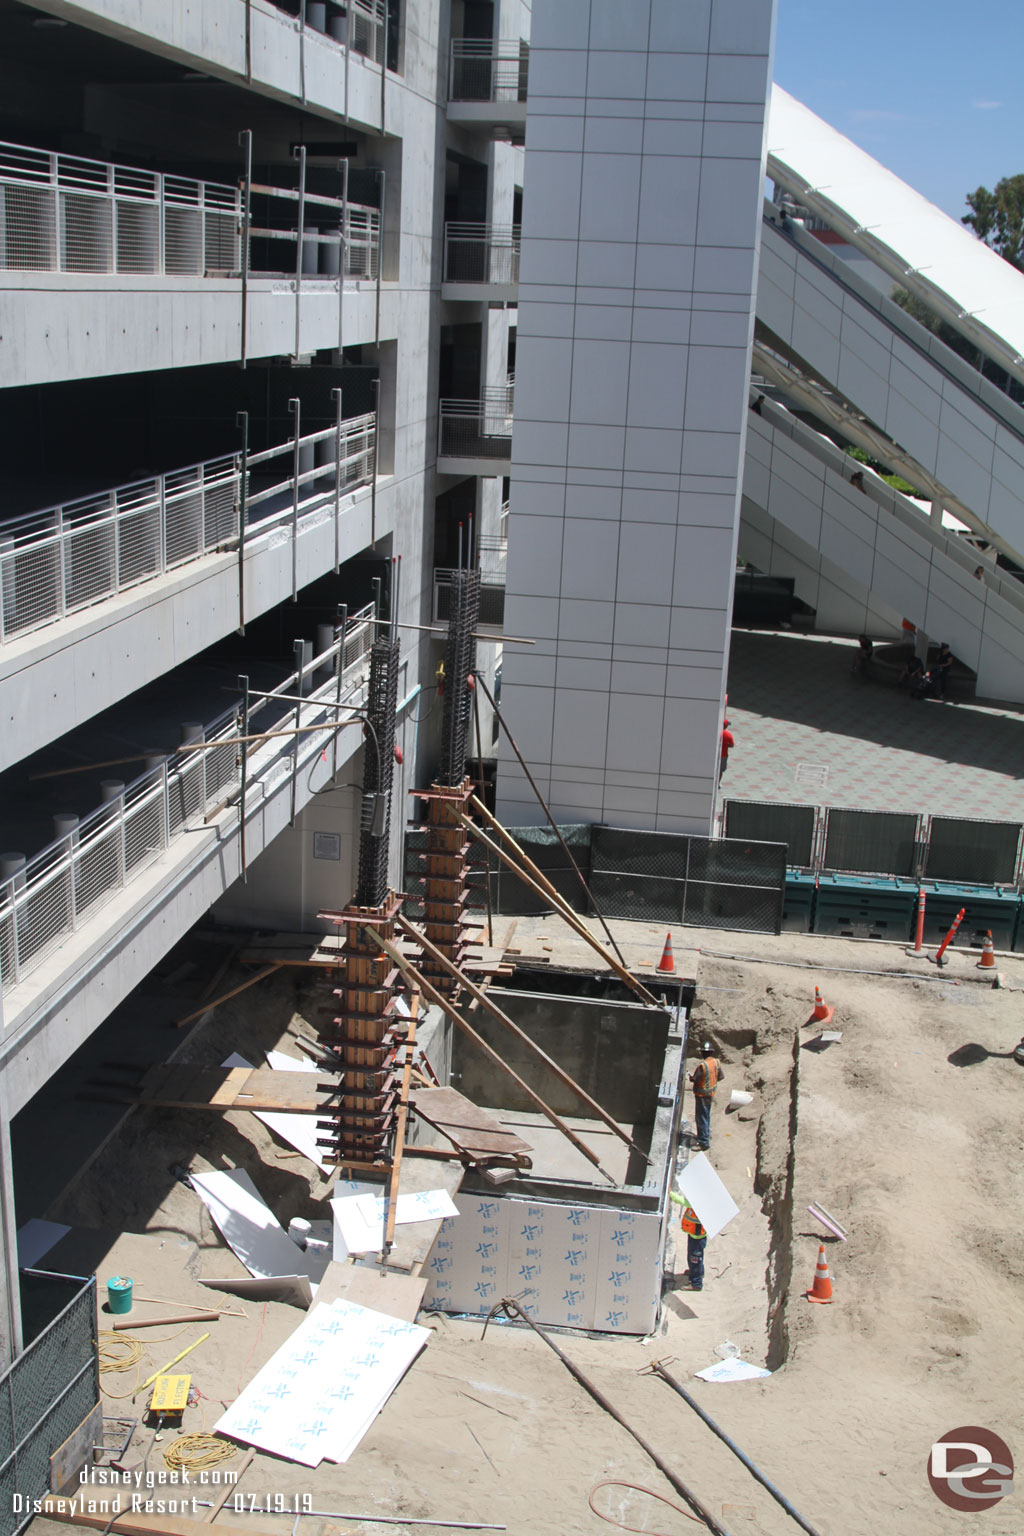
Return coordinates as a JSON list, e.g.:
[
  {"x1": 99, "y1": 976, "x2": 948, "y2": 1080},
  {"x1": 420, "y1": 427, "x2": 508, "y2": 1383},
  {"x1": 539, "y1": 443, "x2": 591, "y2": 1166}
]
[{"x1": 722, "y1": 631, "x2": 1024, "y2": 821}]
